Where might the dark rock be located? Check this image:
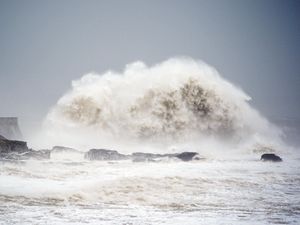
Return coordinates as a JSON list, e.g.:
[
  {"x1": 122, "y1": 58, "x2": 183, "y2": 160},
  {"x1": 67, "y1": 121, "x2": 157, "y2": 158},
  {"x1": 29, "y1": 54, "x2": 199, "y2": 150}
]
[
  {"x1": 261, "y1": 153, "x2": 282, "y2": 162},
  {"x1": 0, "y1": 138, "x2": 28, "y2": 154},
  {"x1": 175, "y1": 152, "x2": 200, "y2": 161},
  {"x1": 84, "y1": 149, "x2": 129, "y2": 161},
  {"x1": 0, "y1": 136, "x2": 51, "y2": 160},
  {"x1": 83, "y1": 148, "x2": 204, "y2": 162}
]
